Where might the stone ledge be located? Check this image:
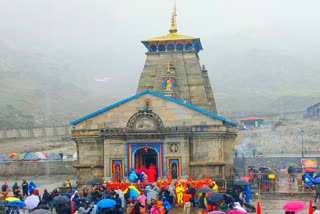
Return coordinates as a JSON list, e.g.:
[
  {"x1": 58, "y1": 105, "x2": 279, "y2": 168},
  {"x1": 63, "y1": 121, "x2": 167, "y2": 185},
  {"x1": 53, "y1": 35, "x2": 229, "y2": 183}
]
[
  {"x1": 74, "y1": 164, "x2": 104, "y2": 168},
  {"x1": 189, "y1": 162, "x2": 226, "y2": 166}
]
